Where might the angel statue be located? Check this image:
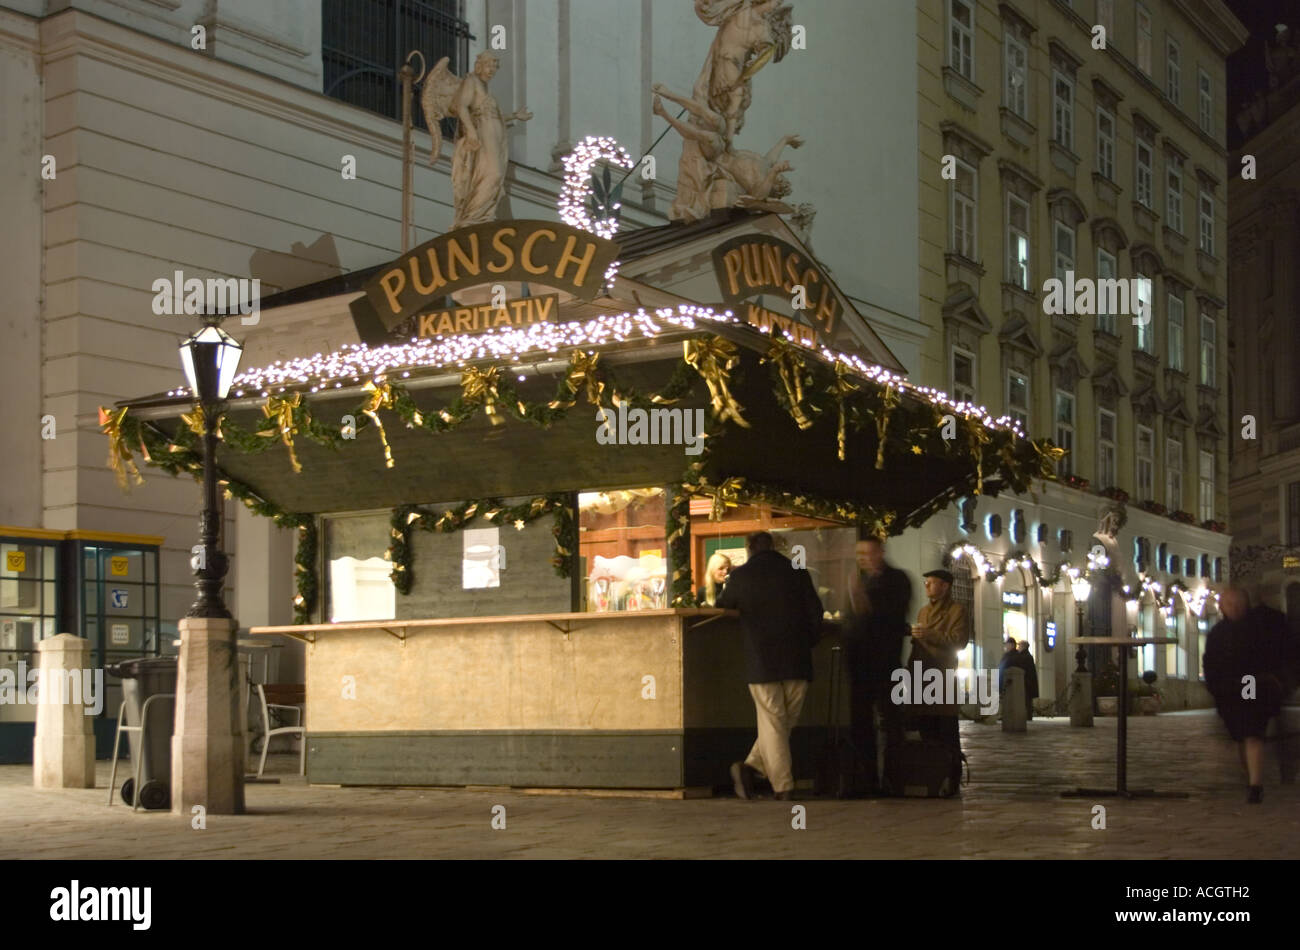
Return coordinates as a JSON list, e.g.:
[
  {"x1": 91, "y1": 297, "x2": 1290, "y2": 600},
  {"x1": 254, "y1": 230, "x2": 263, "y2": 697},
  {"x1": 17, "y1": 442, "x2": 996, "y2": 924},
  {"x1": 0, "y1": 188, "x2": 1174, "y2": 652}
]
[
  {"x1": 692, "y1": 0, "x2": 794, "y2": 141},
  {"x1": 421, "y1": 52, "x2": 533, "y2": 229}
]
